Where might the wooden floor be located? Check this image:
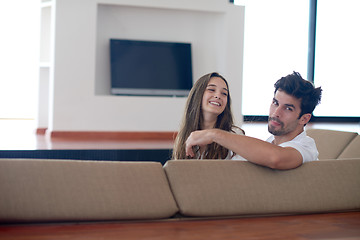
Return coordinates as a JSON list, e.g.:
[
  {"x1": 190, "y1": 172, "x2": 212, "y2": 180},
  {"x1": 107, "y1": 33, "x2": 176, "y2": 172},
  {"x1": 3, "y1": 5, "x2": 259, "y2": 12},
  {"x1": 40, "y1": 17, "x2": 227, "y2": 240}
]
[
  {"x1": 0, "y1": 212, "x2": 359, "y2": 240},
  {"x1": 0, "y1": 119, "x2": 174, "y2": 150},
  {"x1": 0, "y1": 119, "x2": 359, "y2": 150}
]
